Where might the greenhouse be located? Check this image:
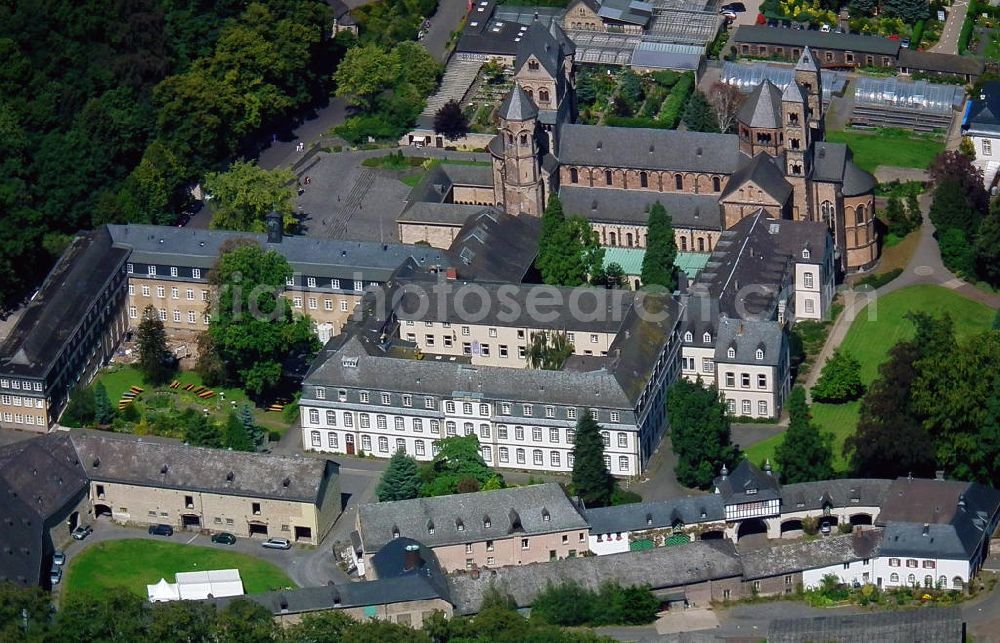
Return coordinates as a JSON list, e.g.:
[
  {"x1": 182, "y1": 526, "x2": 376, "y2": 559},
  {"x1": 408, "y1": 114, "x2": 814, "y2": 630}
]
[
  {"x1": 721, "y1": 61, "x2": 848, "y2": 104},
  {"x1": 850, "y1": 76, "x2": 962, "y2": 132}
]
